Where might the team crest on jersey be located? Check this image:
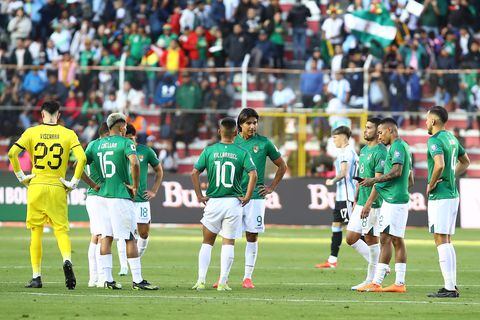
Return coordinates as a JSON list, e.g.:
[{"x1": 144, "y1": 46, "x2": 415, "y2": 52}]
[
  {"x1": 394, "y1": 150, "x2": 401, "y2": 158},
  {"x1": 139, "y1": 155, "x2": 144, "y2": 162},
  {"x1": 253, "y1": 145, "x2": 259, "y2": 153},
  {"x1": 431, "y1": 144, "x2": 437, "y2": 151}
]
